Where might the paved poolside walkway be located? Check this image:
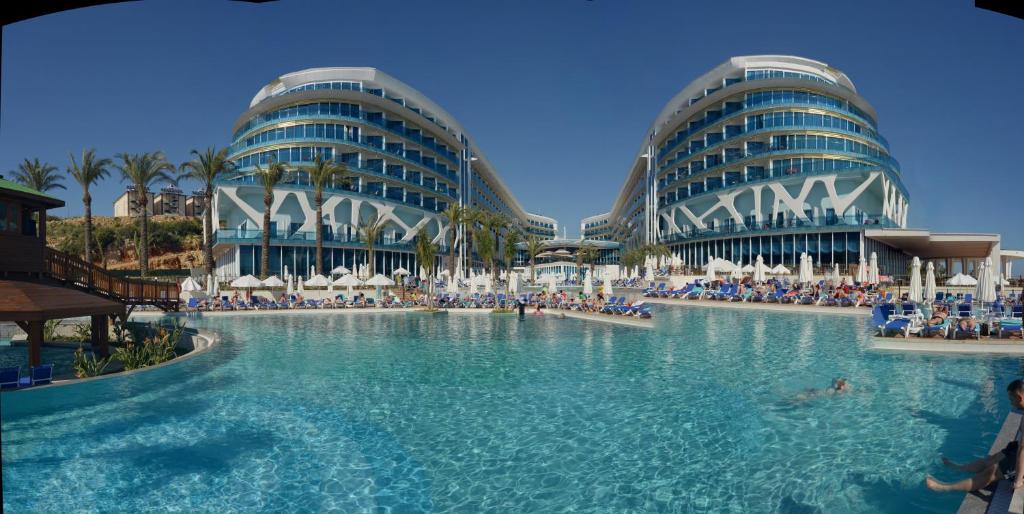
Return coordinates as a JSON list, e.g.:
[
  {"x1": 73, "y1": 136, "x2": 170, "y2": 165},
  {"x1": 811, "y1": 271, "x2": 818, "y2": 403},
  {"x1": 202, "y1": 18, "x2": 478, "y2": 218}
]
[
  {"x1": 643, "y1": 297, "x2": 871, "y2": 316},
  {"x1": 872, "y1": 338, "x2": 1024, "y2": 355},
  {"x1": 553, "y1": 309, "x2": 653, "y2": 329},
  {"x1": 958, "y1": 412, "x2": 1024, "y2": 514}
]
